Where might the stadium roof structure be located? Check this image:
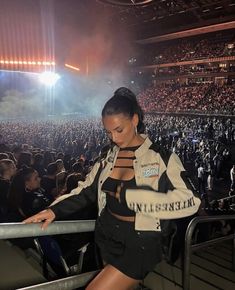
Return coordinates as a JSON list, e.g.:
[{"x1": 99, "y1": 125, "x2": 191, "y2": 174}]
[
  {"x1": 0, "y1": 0, "x2": 234, "y2": 74},
  {"x1": 97, "y1": 0, "x2": 235, "y2": 39}
]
